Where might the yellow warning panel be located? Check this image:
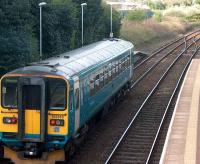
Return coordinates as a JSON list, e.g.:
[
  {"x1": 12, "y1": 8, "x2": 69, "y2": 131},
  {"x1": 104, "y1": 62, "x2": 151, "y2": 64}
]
[{"x1": 4, "y1": 146, "x2": 65, "y2": 164}]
